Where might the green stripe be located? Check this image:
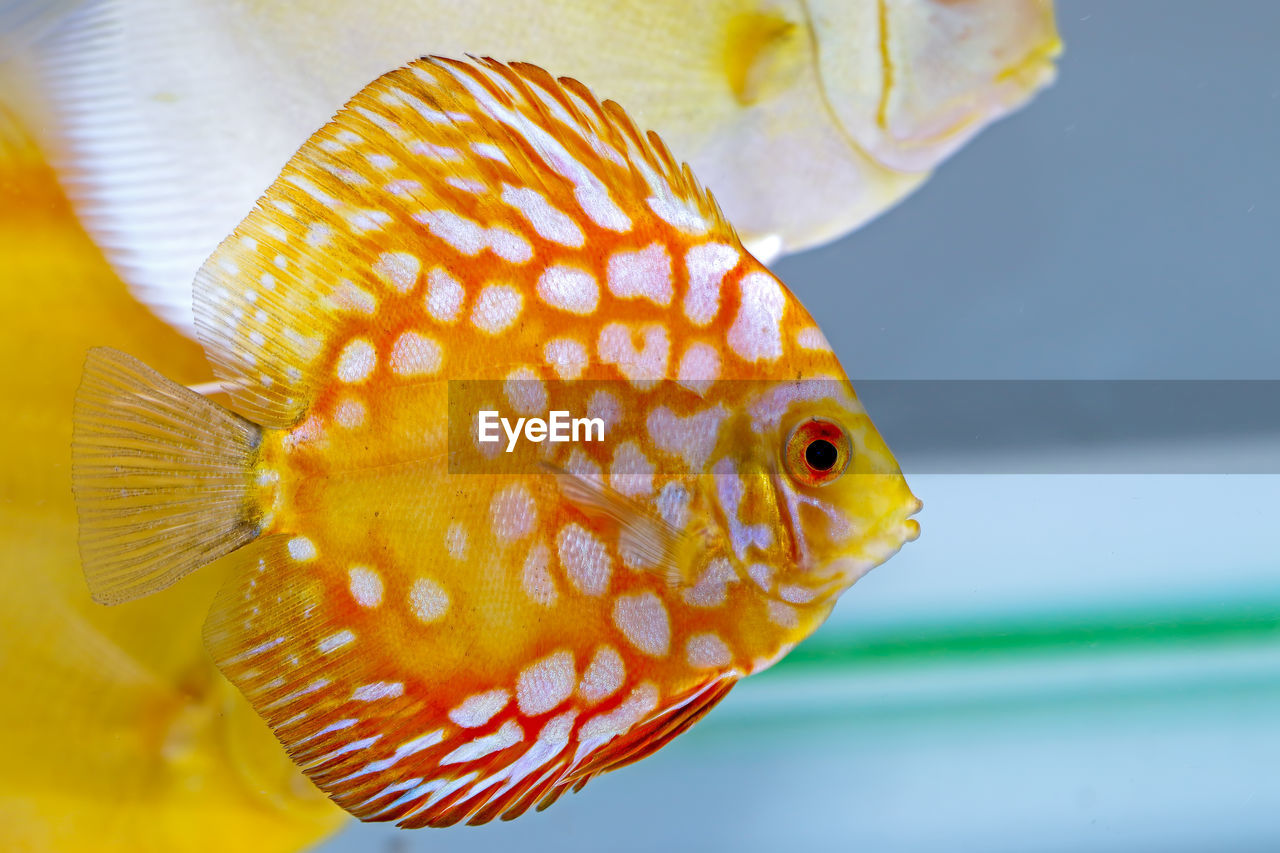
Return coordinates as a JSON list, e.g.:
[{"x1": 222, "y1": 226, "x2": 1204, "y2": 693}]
[
  {"x1": 771, "y1": 598, "x2": 1280, "y2": 672},
  {"x1": 689, "y1": 598, "x2": 1280, "y2": 733}
]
